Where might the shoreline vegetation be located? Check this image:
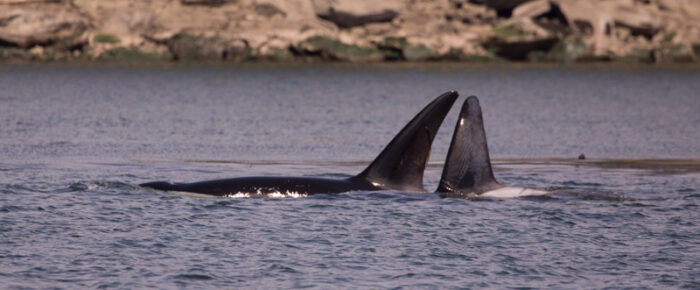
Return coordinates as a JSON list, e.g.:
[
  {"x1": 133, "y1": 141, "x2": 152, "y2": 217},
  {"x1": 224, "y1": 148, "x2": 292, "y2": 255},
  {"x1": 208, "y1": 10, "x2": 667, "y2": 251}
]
[{"x1": 1, "y1": 0, "x2": 699, "y2": 64}]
